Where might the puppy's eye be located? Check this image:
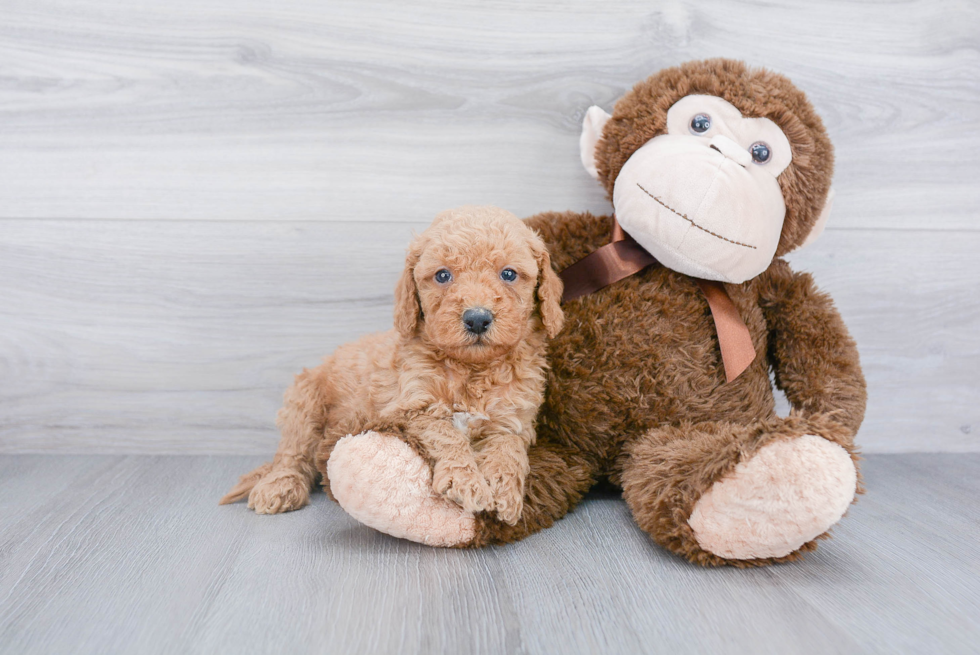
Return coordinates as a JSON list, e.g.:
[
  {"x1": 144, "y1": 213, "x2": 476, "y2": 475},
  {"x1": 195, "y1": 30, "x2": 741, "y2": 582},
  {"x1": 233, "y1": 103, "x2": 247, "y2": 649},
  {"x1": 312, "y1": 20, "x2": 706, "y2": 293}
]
[
  {"x1": 750, "y1": 142, "x2": 771, "y2": 164},
  {"x1": 690, "y1": 113, "x2": 711, "y2": 134},
  {"x1": 500, "y1": 268, "x2": 518, "y2": 282},
  {"x1": 434, "y1": 269, "x2": 453, "y2": 284}
]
